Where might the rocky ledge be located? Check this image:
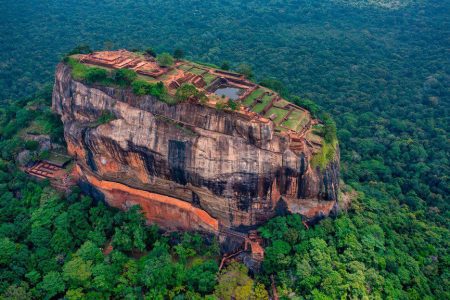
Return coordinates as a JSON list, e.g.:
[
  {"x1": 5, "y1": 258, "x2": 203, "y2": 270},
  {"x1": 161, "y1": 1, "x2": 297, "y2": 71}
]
[{"x1": 52, "y1": 62, "x2": 339, "y2": 233}]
